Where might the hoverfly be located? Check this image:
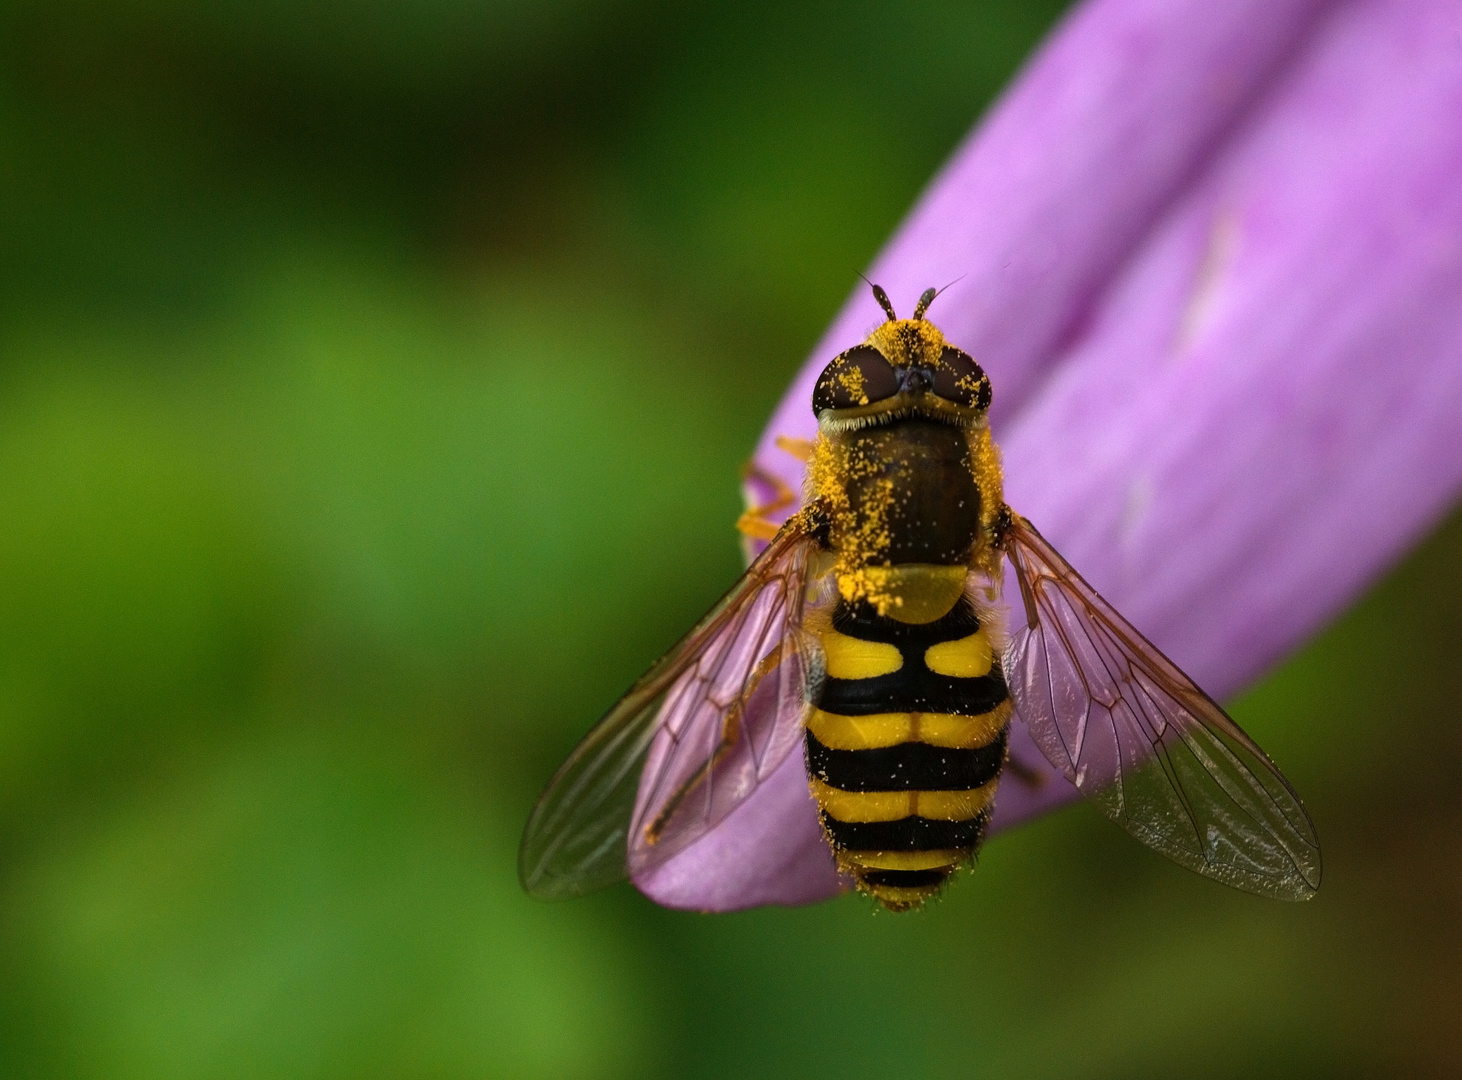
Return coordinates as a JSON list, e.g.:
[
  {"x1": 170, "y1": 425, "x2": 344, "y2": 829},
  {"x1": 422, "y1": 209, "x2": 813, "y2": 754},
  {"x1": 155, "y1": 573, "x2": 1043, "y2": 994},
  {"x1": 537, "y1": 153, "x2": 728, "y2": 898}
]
[{"x1": 520, "y1": 283, "x2": 1321, "y2": 911}]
